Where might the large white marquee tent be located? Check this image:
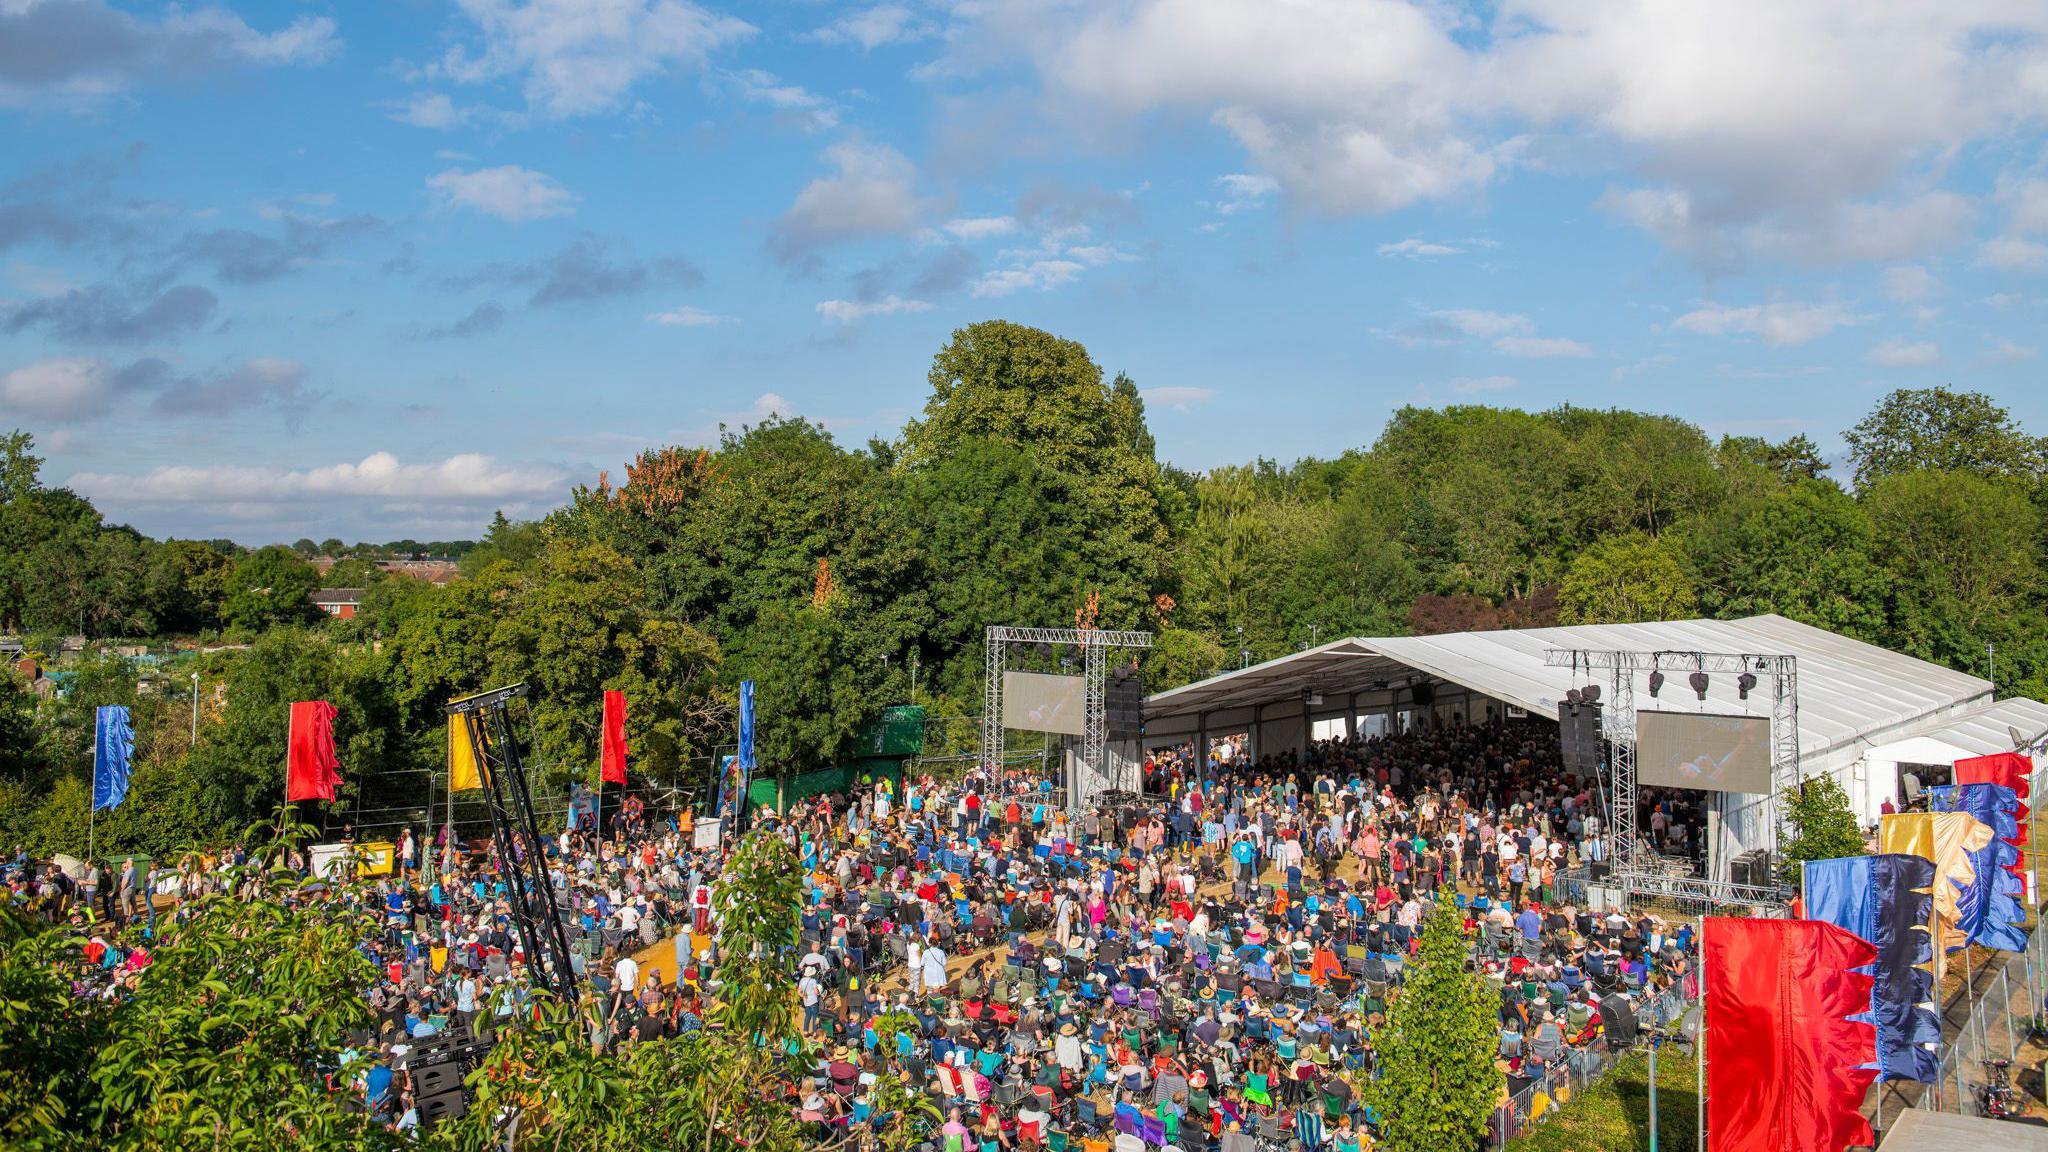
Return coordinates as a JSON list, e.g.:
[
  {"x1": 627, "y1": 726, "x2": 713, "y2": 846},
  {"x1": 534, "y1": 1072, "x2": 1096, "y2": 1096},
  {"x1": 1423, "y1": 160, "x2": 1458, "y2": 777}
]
[{"x1": 1144, "y1": 614, "x2": 2038, "y2": 869}]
